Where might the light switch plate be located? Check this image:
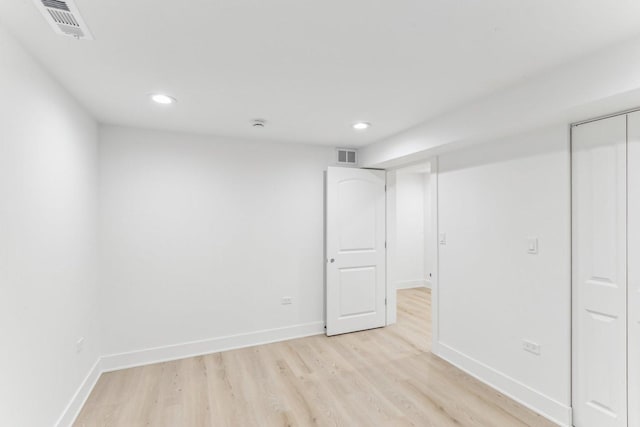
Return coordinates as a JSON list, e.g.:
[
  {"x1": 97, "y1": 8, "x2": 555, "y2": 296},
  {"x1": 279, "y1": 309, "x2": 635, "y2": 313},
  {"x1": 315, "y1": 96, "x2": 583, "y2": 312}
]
[
  {"x1": 439, "y1": 233, "x2": 447, "y2": 245},
  {"x1": 523, "y1": 339, "x2": 541, "y2": 355},
  {"x1": 527, "y1": 237, "x2": 538, "y2": 254},
  {"x1": 281, "y1": 297, "x2": 293, "y2": 305}
]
